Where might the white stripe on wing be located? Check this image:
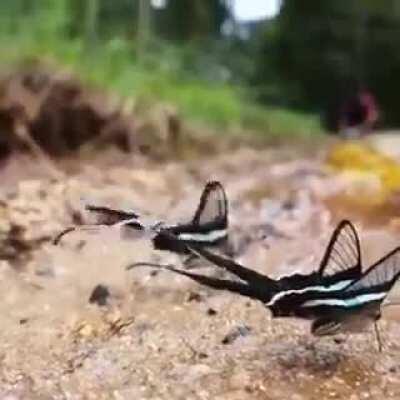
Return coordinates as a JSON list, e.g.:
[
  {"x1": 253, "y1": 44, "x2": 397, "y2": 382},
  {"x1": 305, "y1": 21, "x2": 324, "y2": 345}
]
[
  {"x1": 265, "y1": 279, "x2": 353, "y2": 306},
  {"x1": 302, "y1": 292, "x2": 386, "y2": 308},
  {"x1": 177, "y1": 229, "x2": 228, "y2": 242}
]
